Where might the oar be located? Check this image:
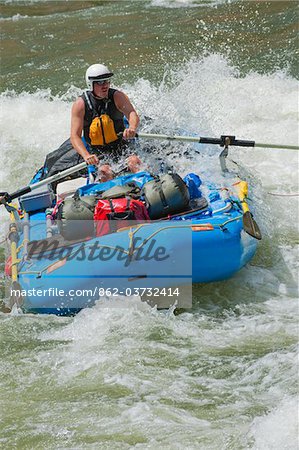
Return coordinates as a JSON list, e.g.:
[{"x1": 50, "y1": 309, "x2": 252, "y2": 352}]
[
  {"x1": 233, "y1": 181, "x2": 262, "y2": 240},
  {"x1": 137, "y1": 133, "x2": 299, "y2": 151},
  {"x1": 0, "y1": 161, "x2": 87, "y2": 205},
  {"x1": 243, "y1": 210, "x2": 262, "y2": 241}
]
